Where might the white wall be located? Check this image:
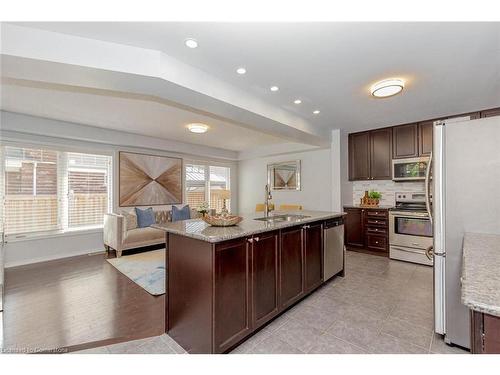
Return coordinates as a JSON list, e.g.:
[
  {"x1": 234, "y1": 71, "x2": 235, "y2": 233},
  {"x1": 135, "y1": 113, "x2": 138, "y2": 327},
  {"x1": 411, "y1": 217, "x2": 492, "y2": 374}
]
[
  {"x1": 238, "y1": 148, "x2": 333, "y2": 214},
  {"x1": 1, "y1": 111, "x2": 238, "y2": 267}
]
